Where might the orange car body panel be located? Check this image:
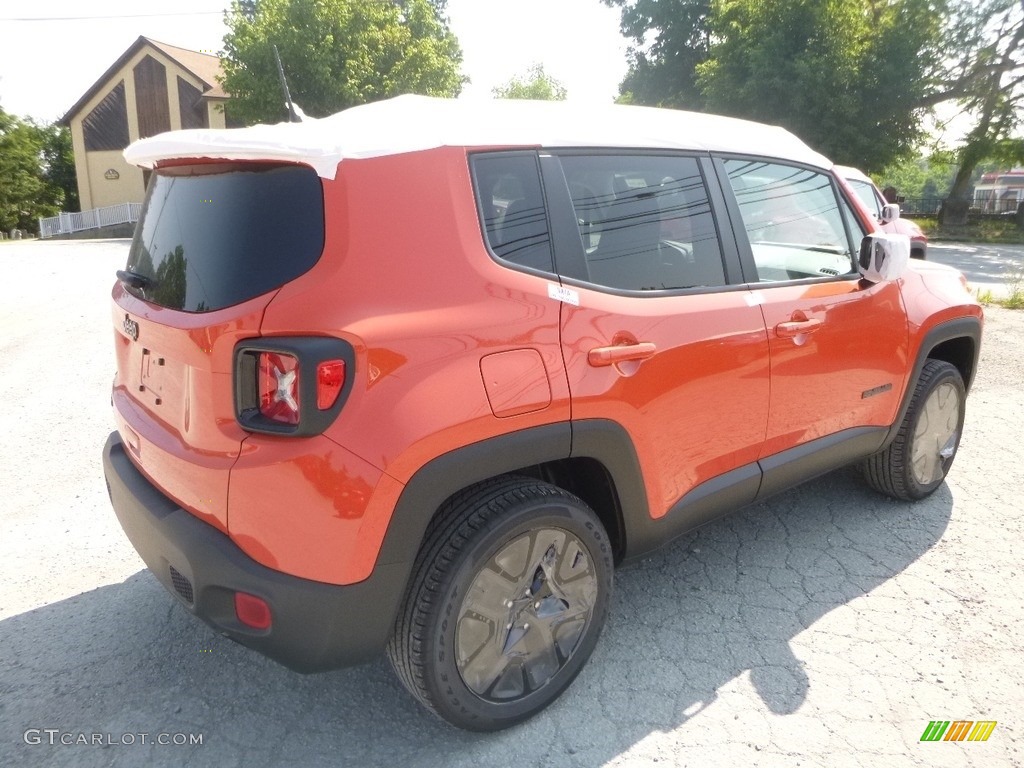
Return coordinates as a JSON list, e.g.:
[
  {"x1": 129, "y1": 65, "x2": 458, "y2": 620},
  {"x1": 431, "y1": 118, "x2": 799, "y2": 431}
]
[
  {"x1": 227, "y1": 434, "x2": 403, "y2": 584},
  {"x1": 560, "y1": 287, "x2": 770, "y2": 519},
  {"x1": 900, "y1": 261, "x2": 986, "y2": 355},
  {"x1": 756, "y1": 278, "x2": 909, "y2": 457}
]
